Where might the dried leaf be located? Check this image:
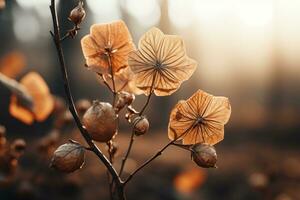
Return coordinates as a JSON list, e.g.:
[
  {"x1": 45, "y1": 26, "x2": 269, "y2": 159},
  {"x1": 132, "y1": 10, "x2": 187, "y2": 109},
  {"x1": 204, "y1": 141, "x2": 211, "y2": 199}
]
[
  {"x1": 168, "y1": 90, "x2": 231, "y2": 145},
  {"x1": 81, "y1": 20, "x2": 135, "y2": 74},
  {"x1": 0, "y1": 52, "x2": 26, "y2": 78},
  {"x1": 9, "y1": 72, "x2": 54, "y2": 124},
  {"x1": 50, "y1": 143, "x2": 85, "y2": 173},
  {"x1": 129, "y1": 27, "x2": 197, "y2": 96}
]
